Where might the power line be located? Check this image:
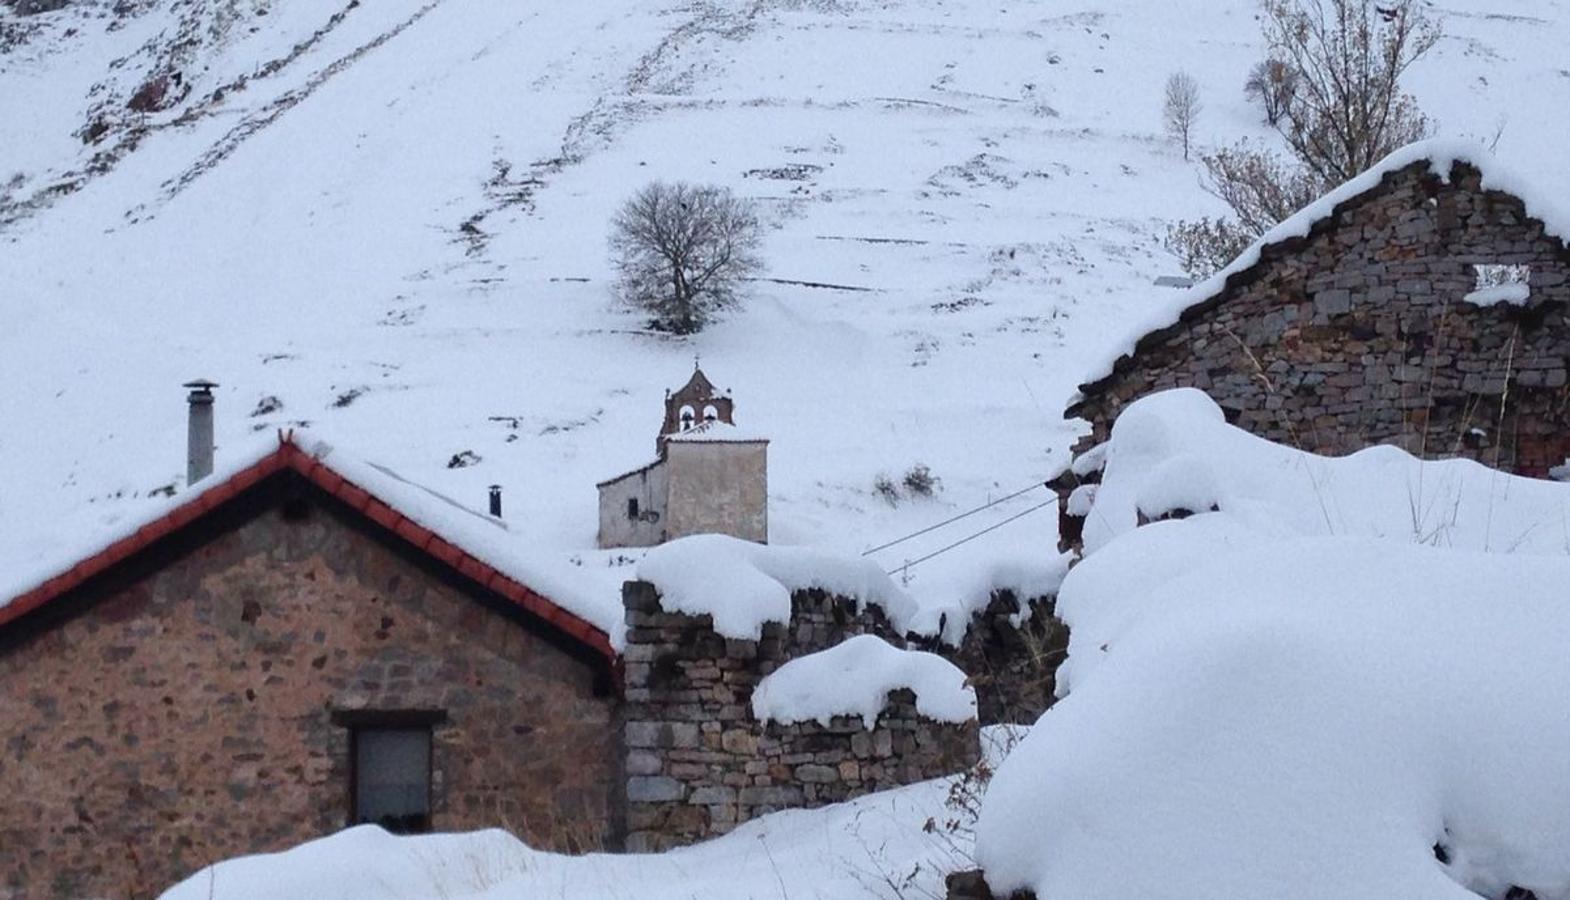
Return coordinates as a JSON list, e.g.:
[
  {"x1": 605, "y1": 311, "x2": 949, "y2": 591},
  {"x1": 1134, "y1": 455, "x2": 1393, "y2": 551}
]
[
  {"x1": 861, "y1": 479, "x2": 1049, "y2": 557},
  {"x1": 886, "y1": 498, "x2": 1057, "y2": 576}
]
